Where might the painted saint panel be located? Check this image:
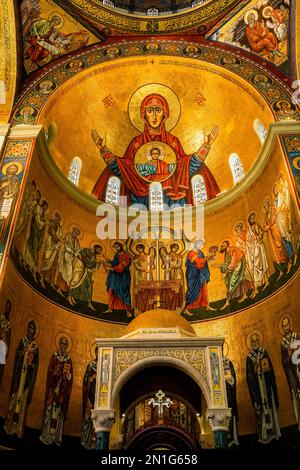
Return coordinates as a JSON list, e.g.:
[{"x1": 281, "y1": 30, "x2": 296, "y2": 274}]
[
  {"x1": 0, "y1": 139, "x2": 33, "y2": 281},
  {"x1": 209, "y1": 347, "x2": 224, "y2": 406},
  {"x1": 21, "y1": 0, "x2": 98, "y2": 74},
  {"x1": 209, "y1": 0, "x2": 290, "y2": 73},
  {"x1": 98, "y1": 348, "x2": 112, "y2": 409}
]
